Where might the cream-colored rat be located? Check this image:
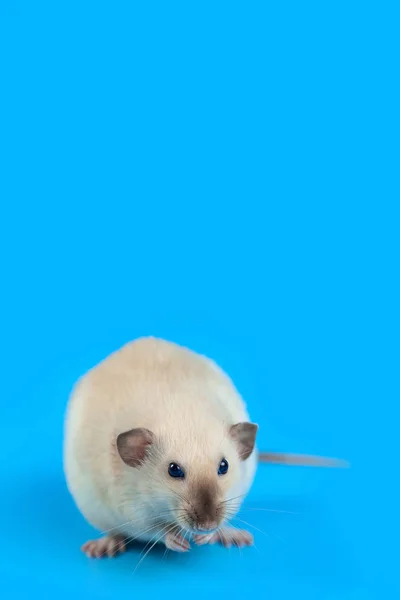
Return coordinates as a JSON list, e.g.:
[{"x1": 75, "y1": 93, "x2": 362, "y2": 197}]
[{"x1": 64, "y1": 337, "x2": 345, "y2": 557}]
